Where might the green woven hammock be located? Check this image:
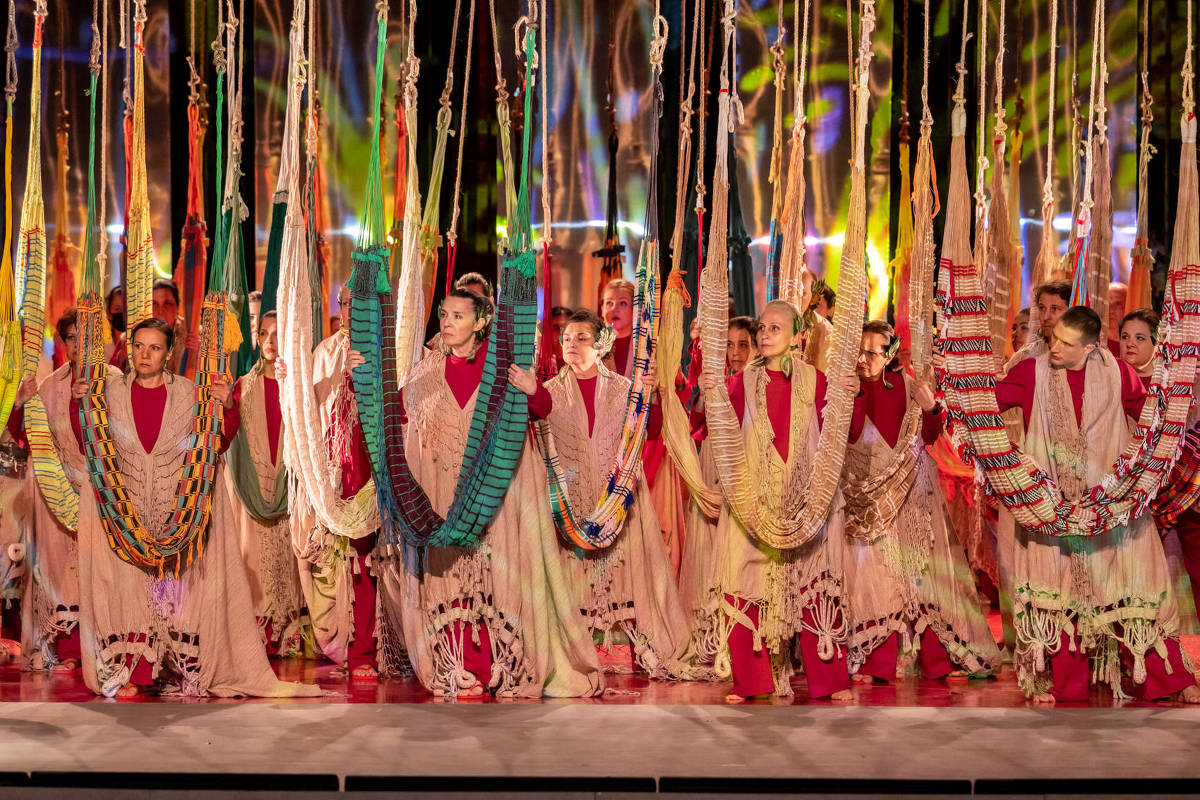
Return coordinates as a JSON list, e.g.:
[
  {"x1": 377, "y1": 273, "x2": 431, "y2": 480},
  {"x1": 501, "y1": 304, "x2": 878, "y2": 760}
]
[
  {"x1": 351, "y1": 23, "x2": 539, "y2": 551},
  {"x1": 77, "y1": 11, "x2": 236, "y2": 577}
]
